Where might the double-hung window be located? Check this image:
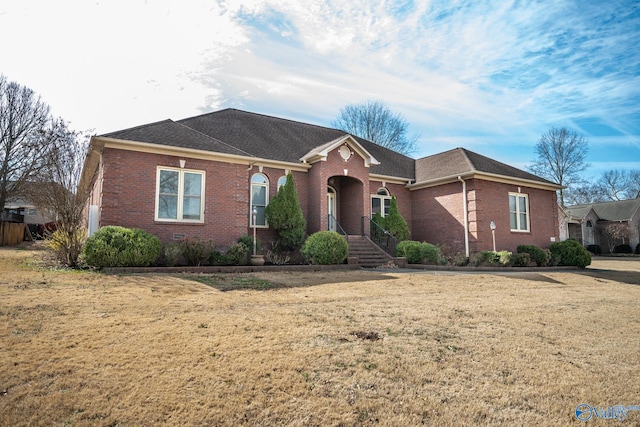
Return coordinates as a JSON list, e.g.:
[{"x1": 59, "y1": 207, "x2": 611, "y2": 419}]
[
  {"x1": 250, "y1": 173, "x2": 268, "y2": 227},
  {"x1": 509, "y1": 192, "x2": 529, "y2": 232},
  {"x1": 156, "y1": 167, "x2": 205, "y2": 222}
]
